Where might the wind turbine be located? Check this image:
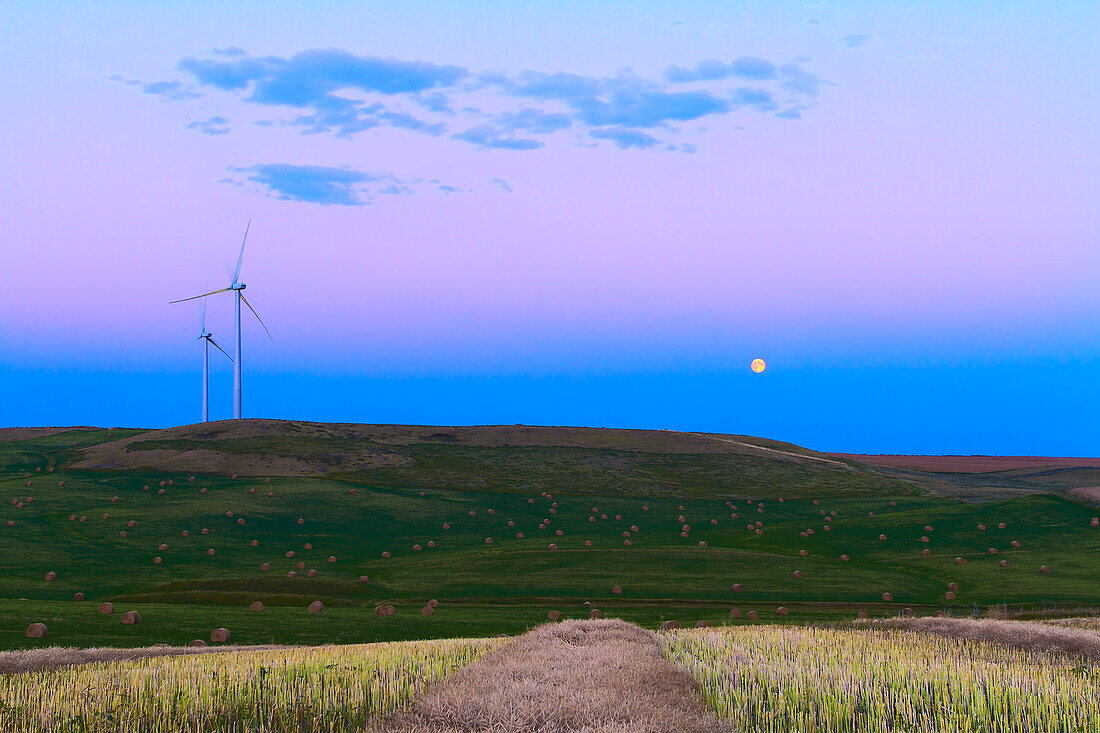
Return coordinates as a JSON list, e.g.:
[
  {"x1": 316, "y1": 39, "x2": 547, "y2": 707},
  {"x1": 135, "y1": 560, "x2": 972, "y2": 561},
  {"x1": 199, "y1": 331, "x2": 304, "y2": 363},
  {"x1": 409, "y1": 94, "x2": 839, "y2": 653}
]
[
  {"x1": 171, "y1": 220, "x2": 270, "y2": 419},
  {"x1": 196, "y1": 298, "x2": 232, "y2": 423}
]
